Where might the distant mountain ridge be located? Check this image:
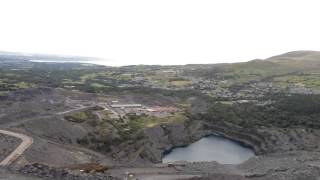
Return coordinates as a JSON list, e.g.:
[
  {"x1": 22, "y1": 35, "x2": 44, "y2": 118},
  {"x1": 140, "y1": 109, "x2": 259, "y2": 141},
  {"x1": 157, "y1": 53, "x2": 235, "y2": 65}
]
[
  {"x1": 1, "y1": 50, "x2": 320, "y2": 70},
  {"x1": 181, "y1": 50, "x2": 320, "y2": 80},
  {"x1": 266, "y1": 50, "x2": 320, "y2": 62},
  {"x1": 228, "y1": 50, "x2": 320, "y2": 73}
]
